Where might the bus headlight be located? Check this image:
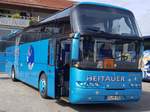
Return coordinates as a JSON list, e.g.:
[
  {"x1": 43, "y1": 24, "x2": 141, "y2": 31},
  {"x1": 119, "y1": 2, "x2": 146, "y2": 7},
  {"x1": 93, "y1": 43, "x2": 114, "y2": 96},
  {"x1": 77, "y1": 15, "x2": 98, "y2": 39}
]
[
  {"x1": 76, "y1": 81, "x2": 100, "y2": 88},
  {"x1": 128, "y1": 75, "x2": 142, "y2": 89},
  {"x1": 129, "y1": 83, "x2": 141, "y2": 88}
]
